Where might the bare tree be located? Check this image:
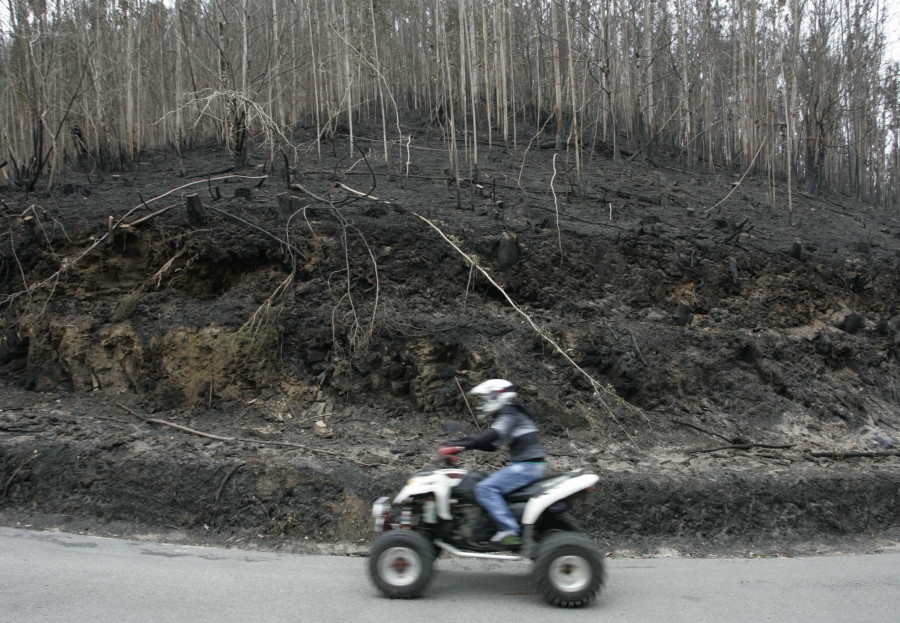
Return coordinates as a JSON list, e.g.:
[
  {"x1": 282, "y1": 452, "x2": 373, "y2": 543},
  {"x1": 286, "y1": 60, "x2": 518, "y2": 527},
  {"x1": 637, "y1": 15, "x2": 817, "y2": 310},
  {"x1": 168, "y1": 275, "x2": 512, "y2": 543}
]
[{"x1": 0, "y1": 0, "x2": 897, "y2": 208}]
